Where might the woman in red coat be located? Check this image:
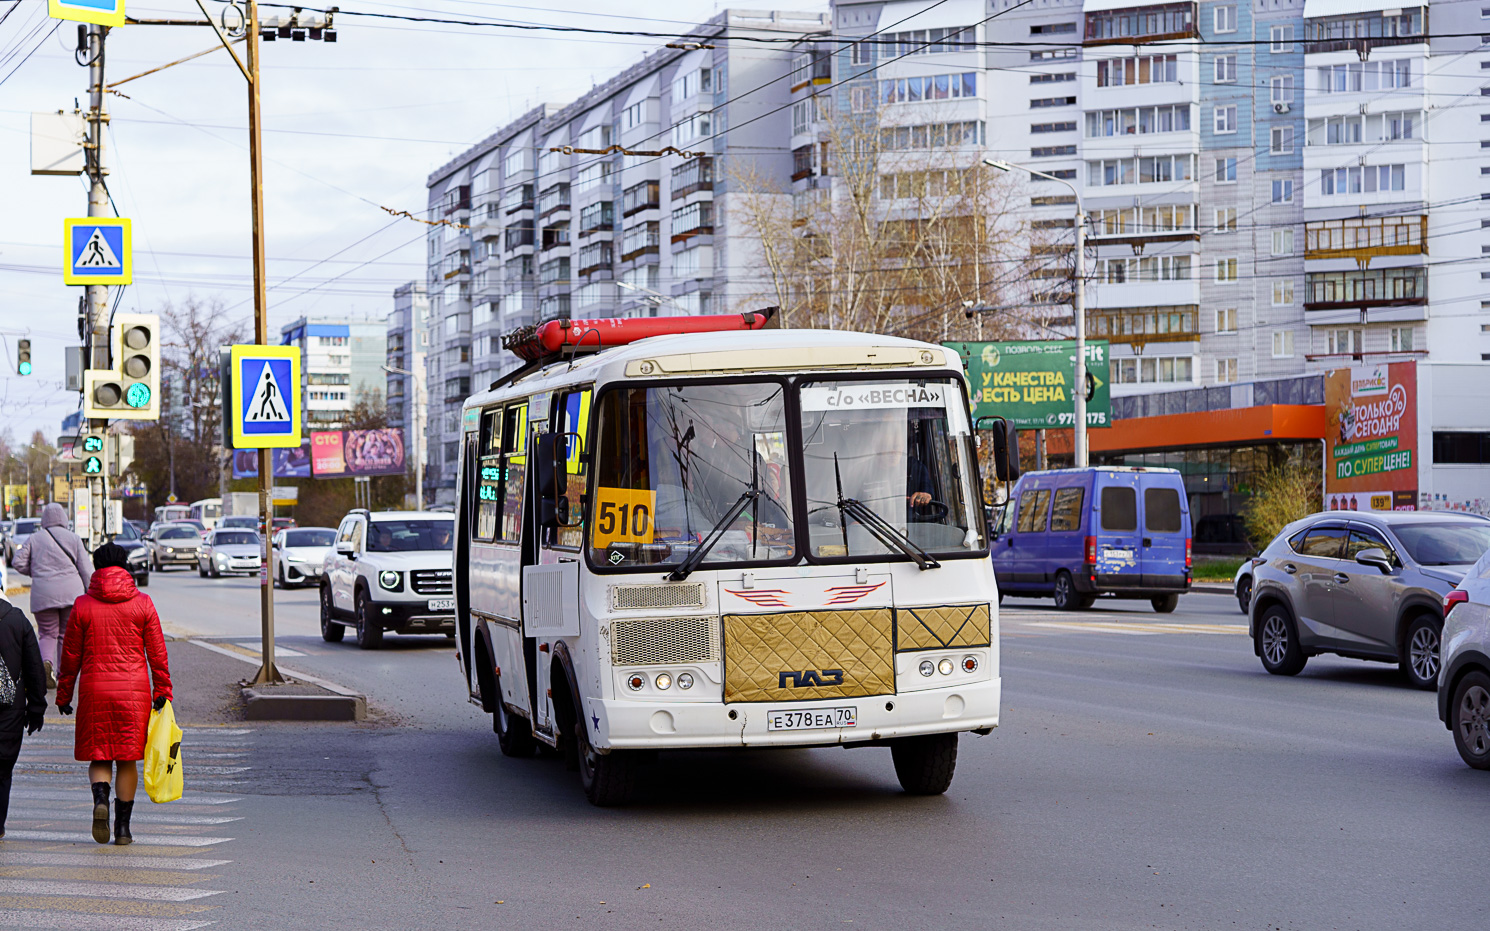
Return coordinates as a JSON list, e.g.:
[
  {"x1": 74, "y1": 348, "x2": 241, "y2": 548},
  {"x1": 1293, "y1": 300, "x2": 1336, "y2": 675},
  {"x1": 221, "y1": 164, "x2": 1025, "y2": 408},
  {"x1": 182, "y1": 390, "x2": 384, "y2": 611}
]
[{"x1": 55, "y1": 543, "x2": 172, "y2": 845}]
